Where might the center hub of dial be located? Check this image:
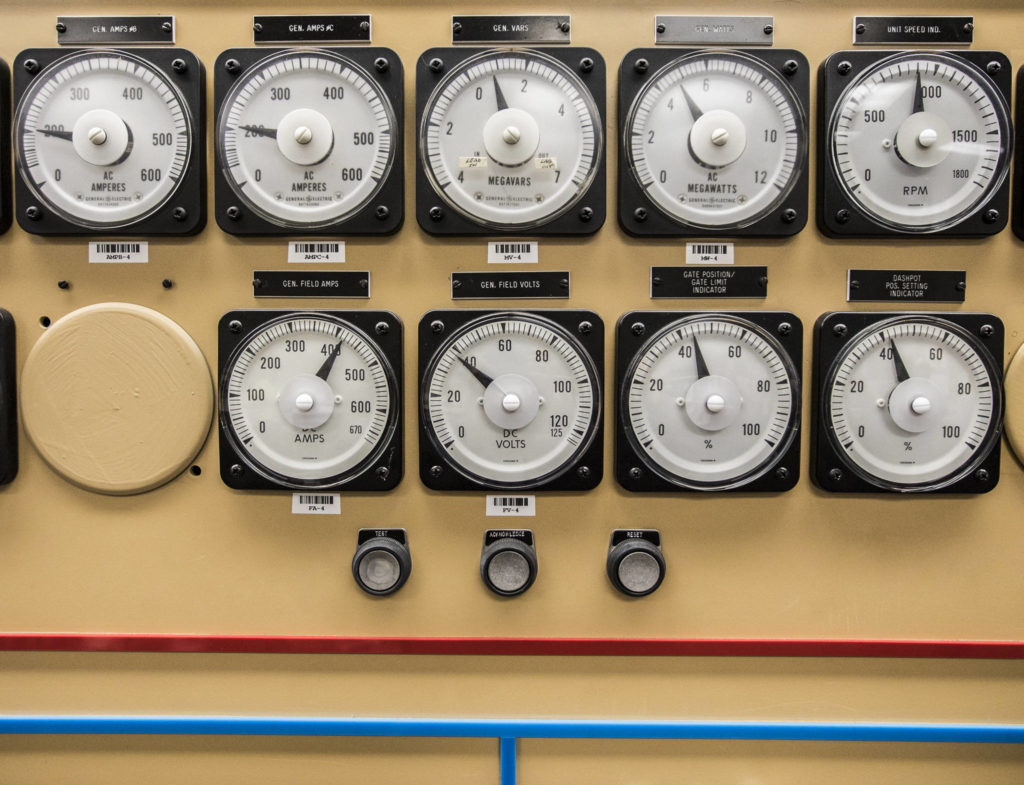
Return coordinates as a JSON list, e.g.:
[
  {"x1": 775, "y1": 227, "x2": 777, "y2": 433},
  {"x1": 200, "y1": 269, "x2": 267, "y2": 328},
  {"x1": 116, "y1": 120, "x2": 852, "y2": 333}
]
[
  {"x1": 689, "y1": 109, "x2": 747, "y2": 168},
  {"x1": 683, "y1": 375, "x2": 744, "y2": 432},
  {"x1": 483, "y1": 108, "x2": 540, "y2": 166},
  {"x1": 887, "y1": 377, "x2": 945, "y2": 433},
  {"x1": 72, "y1": 108, "x2": 132, "y2": 166},
  {"x1": 277, "y1": 108, "x2": 335, "y2": 166},
  {"x1": 483, "y1": 373, "x2": 541, "y2": 430},
  {"x1": 894, "y1": 111, "x2": 952, "y2": 169},
  {"x1": 277, "y1": 373, "x2": 337, "y2": 430}
]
